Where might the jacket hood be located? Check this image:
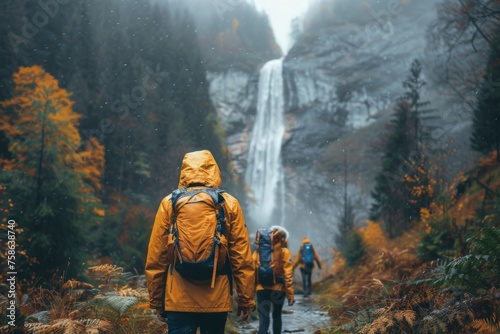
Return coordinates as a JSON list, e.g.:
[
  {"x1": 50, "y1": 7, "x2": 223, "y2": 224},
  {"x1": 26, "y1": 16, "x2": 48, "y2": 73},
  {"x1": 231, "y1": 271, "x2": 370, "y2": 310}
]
[
  {"x1": 301, "y1": 236, "x2": 311, "y2": 245},
  {"x1": 178, "y1": 150, "x2": 222, "y2": 188}
]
